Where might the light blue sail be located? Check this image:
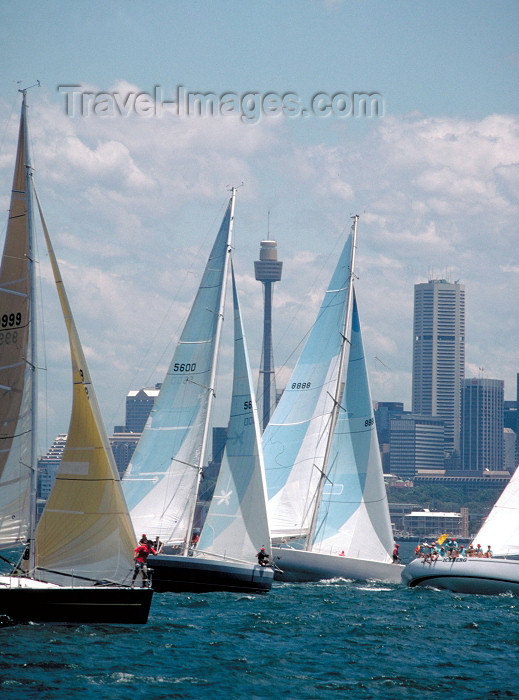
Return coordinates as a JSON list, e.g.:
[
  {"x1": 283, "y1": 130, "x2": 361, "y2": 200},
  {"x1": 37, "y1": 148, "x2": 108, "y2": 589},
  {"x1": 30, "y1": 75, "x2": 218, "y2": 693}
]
[
  {"x1": 263, "y1": 234, "x2": 353, "y2": 540},
  {"x1": 312, "y1": 292, "x2": 394, "y2": 560},
  {"x1": 122, "y1": 199, "x2": 233, "y2": 544},
  {"x1": 263, "y1": 221, "x2": 394, "y2": 564},
  {"x1": 197, "y1": 264, "x2": 271, "y2": 561}
]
